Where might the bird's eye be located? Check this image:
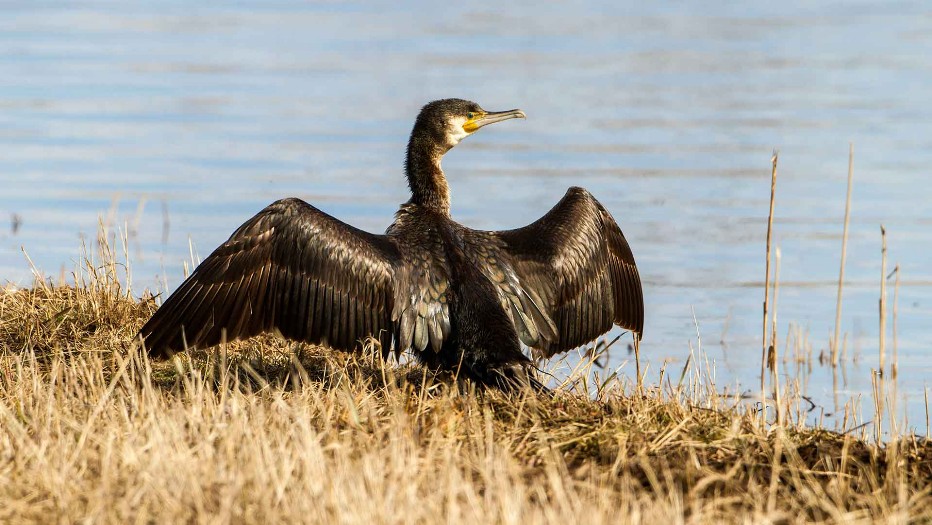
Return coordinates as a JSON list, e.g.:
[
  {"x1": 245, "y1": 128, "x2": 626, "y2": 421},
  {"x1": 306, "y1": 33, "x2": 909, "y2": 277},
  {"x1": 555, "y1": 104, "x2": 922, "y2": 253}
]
[{"x1": 467, "y1": 112, "x2": 475, "y2": 119}]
